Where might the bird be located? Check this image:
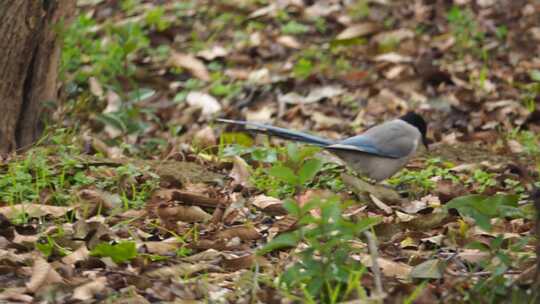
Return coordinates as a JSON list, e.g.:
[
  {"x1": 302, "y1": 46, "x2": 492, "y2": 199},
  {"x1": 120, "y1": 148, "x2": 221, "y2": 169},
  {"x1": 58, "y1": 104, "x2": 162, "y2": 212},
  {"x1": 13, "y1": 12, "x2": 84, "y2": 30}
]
[{"x1": 217, "y1": 112, "x2": 428, "y2": 182}]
